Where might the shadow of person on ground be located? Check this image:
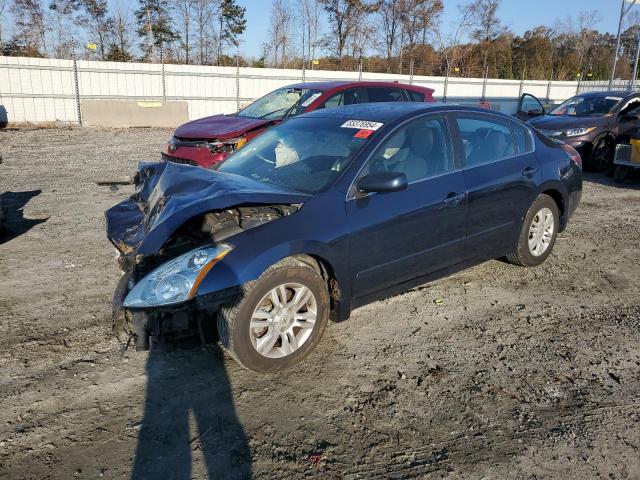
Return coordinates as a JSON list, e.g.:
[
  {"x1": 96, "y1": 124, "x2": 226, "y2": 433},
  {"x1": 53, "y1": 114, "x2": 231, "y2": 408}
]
[
  {"x1": 0, "y1": 190, "x2": 48, "y2": 244},
  {"x1": 131, "y1": 346, "x2": 252, "y2": 480}
]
